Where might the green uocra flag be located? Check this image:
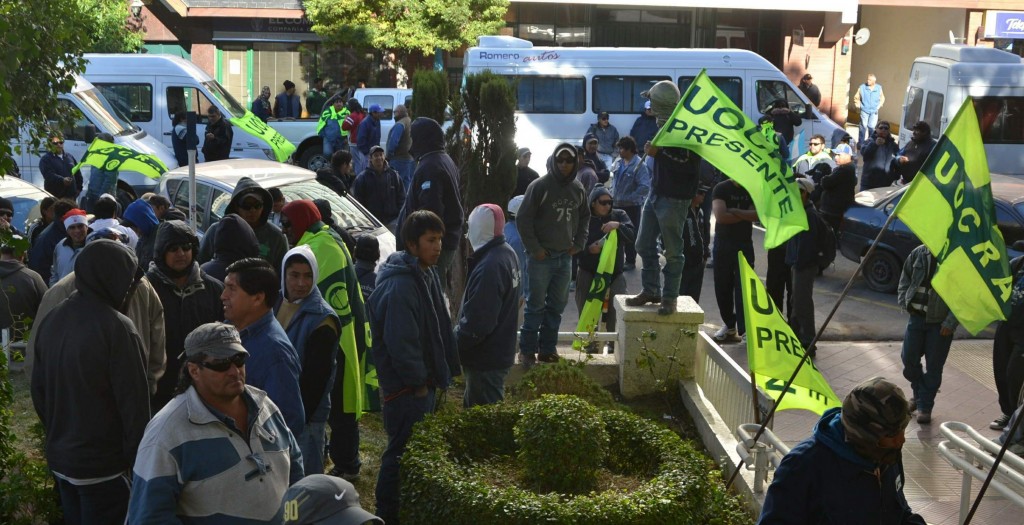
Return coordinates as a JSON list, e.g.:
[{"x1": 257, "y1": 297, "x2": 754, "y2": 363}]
[
  {"x1": 72, "y1": 138, "x2": 168, "y2": 179},
  {"x1": 651, "y1": 70, "x2": 807, "y2": 249},
  {"x1": 230, "y1": 110, "x2": 298, "y2": 162},
  {"x1": 574, "y1": 229, "x2": 618, "y2": 349},
  {"x1": 893, "y1": 98, "x2": 1012, "y2": 334}
]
